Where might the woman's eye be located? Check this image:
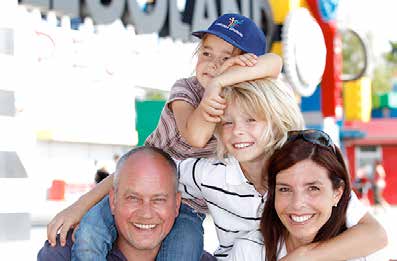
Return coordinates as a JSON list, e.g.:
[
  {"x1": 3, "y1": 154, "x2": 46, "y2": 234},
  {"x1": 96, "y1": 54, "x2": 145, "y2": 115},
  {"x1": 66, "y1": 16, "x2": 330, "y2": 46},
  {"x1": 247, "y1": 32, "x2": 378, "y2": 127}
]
[
  {"x1": 247, "y1": 118, "x2": 256, "y2": 122},
  {"x1": 278, "y1": 187, "x2": 290, "y2": 192},
  {"x1": 222, "y1": 121, "x2": 232, "y2": 126},
  {"x1": 309, "y1": 186, "x2": 320, "y2": 191}
]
